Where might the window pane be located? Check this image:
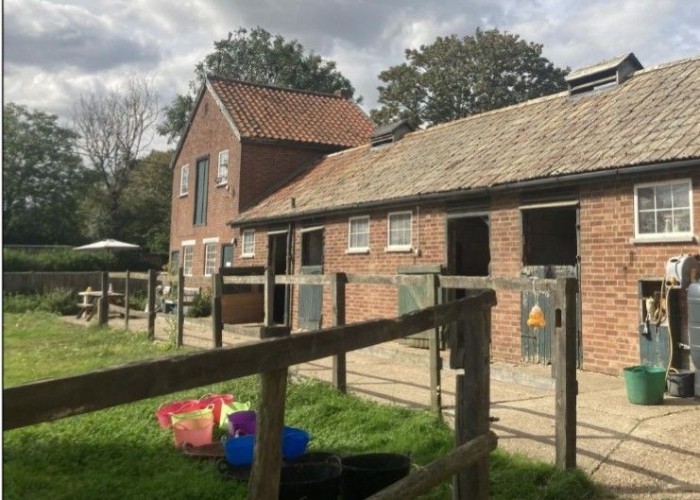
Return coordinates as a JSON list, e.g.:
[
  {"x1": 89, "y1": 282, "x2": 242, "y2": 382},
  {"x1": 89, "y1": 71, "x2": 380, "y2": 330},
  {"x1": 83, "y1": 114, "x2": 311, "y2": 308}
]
[
  {"x1": 672, "y1": 183, "x2": 689, "y2": 208},
  {"x1": 349, "y1": 218, "x2": 369, "y2": 249},
  {"x1": 637, "y1": 187, "x2": 654, "y2": 210},
  {"x1": 389, "y1": 213, "x2": 411, "y2": 246},
  {"x1": 655, "y1": 185, "x2": 673, "y2": 209},
  {"x1": 638, "y1": 212, "x2": 655, "y2": 234},
  {"x1": 656, "y1": 210, "x2": 673, "y2": 233},
  {"x1": 673, "y1": 210, "x2": 691, "y2": 232}
]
